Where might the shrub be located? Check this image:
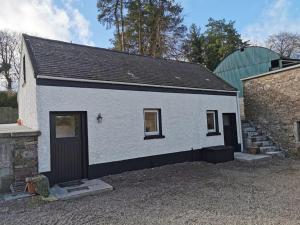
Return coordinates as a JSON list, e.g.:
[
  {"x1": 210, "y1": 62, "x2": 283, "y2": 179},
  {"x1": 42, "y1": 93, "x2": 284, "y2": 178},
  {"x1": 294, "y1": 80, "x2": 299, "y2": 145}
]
[{"x1": 0, "y1": 91, "x2": 18, "y2": 108}]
